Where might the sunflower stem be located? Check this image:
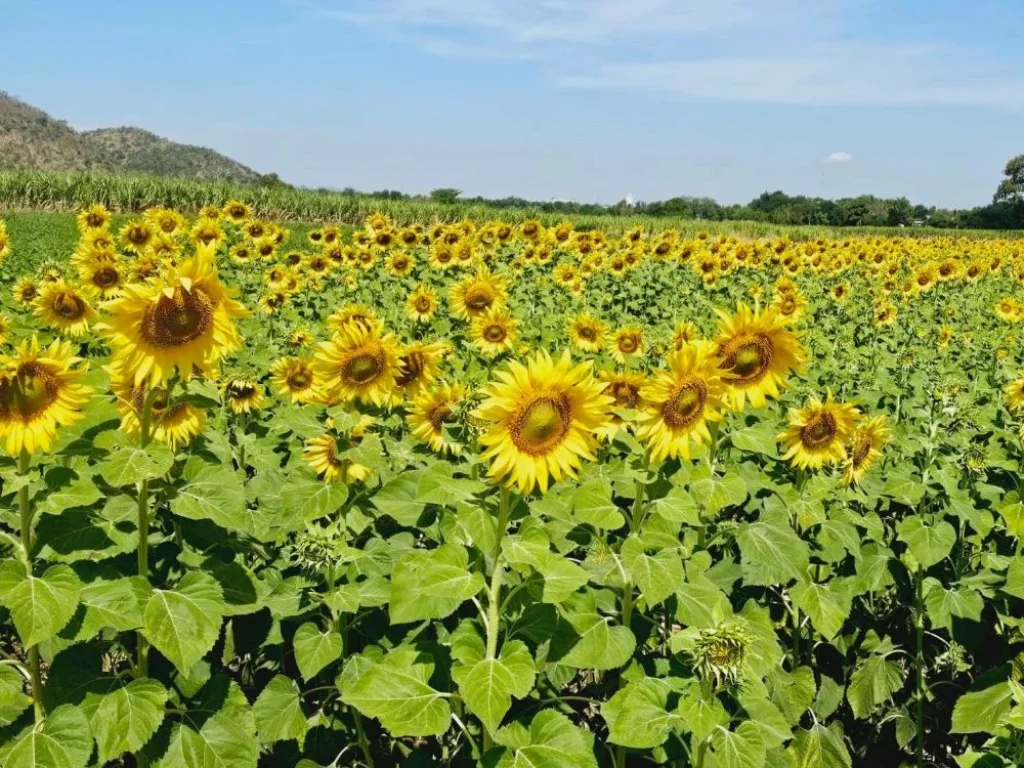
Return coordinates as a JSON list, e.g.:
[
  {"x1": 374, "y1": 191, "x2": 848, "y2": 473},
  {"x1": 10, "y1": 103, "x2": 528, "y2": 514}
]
[
  {"x1": 914, "y1": 563, "x2": 925, "y2": 768},
  {"x1": 18, "y1": 450, "x2": 44, "y2": 724},
  {"x1": 134, "y1": 389, "x2": 158, "y2": 767},
  {"x1": 483, "y1": 486, "x2": 514, "y2": 752}
]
